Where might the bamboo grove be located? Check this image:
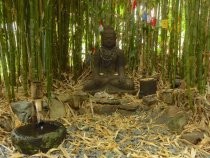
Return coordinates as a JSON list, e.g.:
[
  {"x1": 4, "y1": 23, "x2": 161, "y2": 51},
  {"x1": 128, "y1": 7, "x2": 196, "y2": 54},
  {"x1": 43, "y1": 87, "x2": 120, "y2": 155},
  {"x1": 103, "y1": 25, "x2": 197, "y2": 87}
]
[{"x1": 0, "y1": 0, "x2": 209, "y2": 101}]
